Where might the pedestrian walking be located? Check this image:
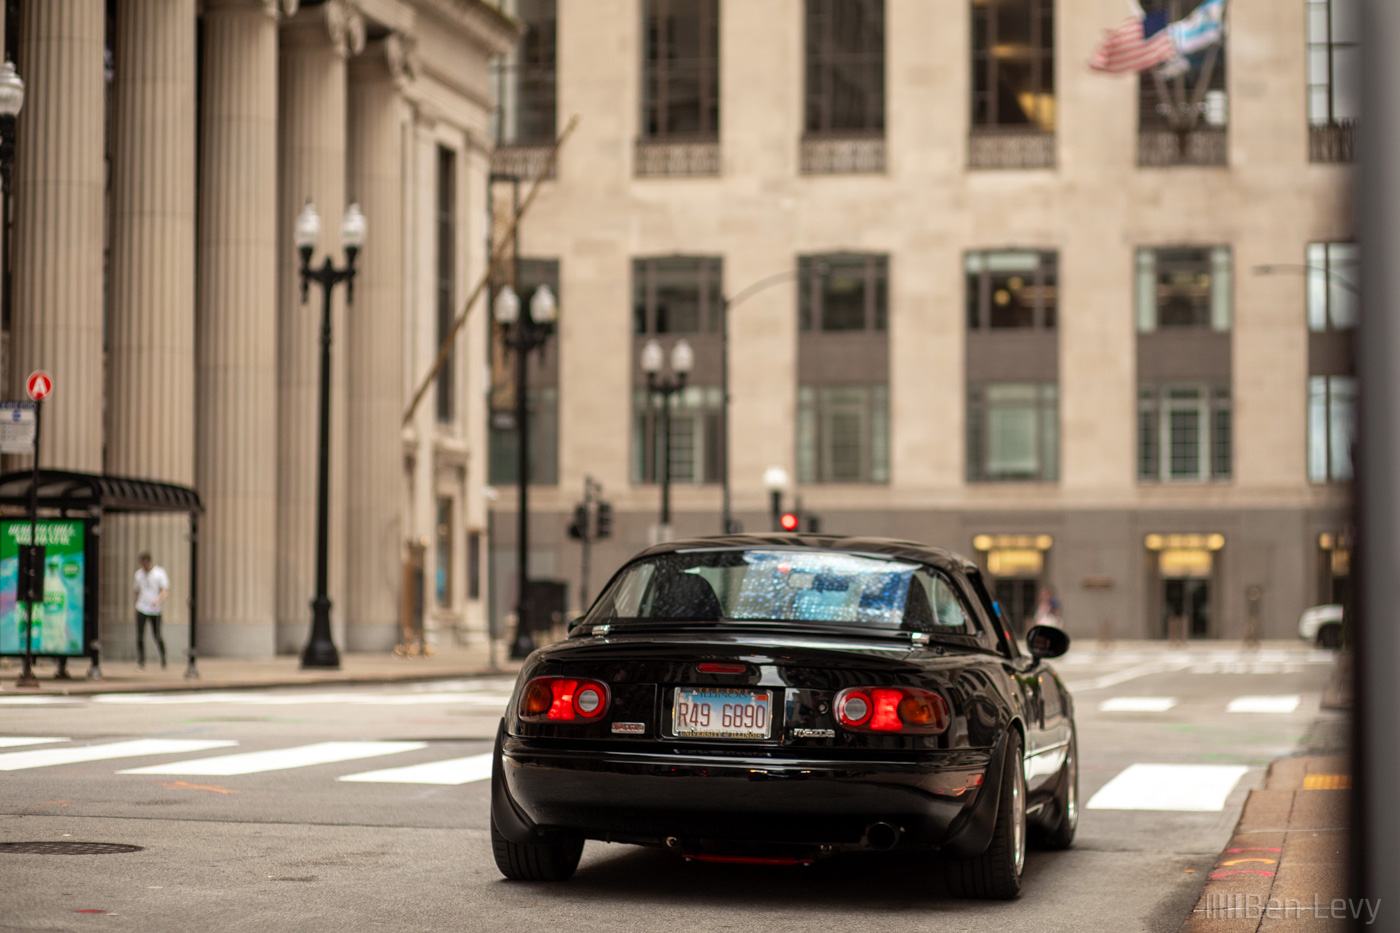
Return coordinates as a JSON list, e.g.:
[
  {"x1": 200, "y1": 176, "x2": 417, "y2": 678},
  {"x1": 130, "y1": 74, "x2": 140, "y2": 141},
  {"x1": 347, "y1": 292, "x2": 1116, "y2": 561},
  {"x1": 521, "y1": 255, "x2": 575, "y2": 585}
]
[
  {"x1": 1033, "y1": 586, "x2": 1063, "y2": 630},
  {"x1": 134, "y1": 551, "x2": 169, "y2": 669}
]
